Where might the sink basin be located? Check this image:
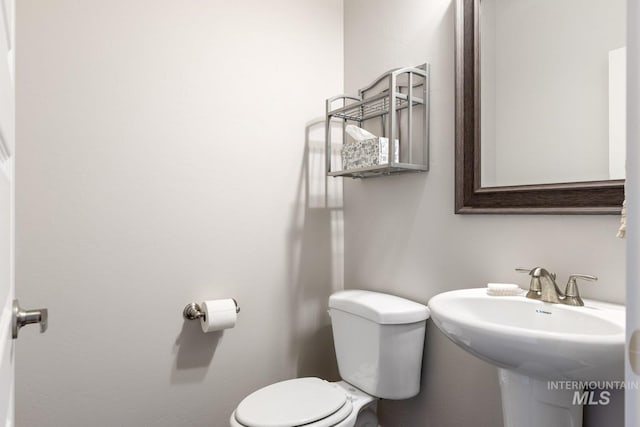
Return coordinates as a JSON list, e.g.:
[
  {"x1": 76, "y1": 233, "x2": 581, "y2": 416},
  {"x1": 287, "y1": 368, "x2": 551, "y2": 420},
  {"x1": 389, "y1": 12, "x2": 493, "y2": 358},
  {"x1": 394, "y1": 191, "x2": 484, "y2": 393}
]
[
  {"x1": 428, "y1": 288, "x2": 625, "y2": 427},
  {"x1": 428, "y1": 288, "x2": 624, "y2": 381},
  {"x1": 429, "y1": 288, "x2": 625, "y2": 427}
]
